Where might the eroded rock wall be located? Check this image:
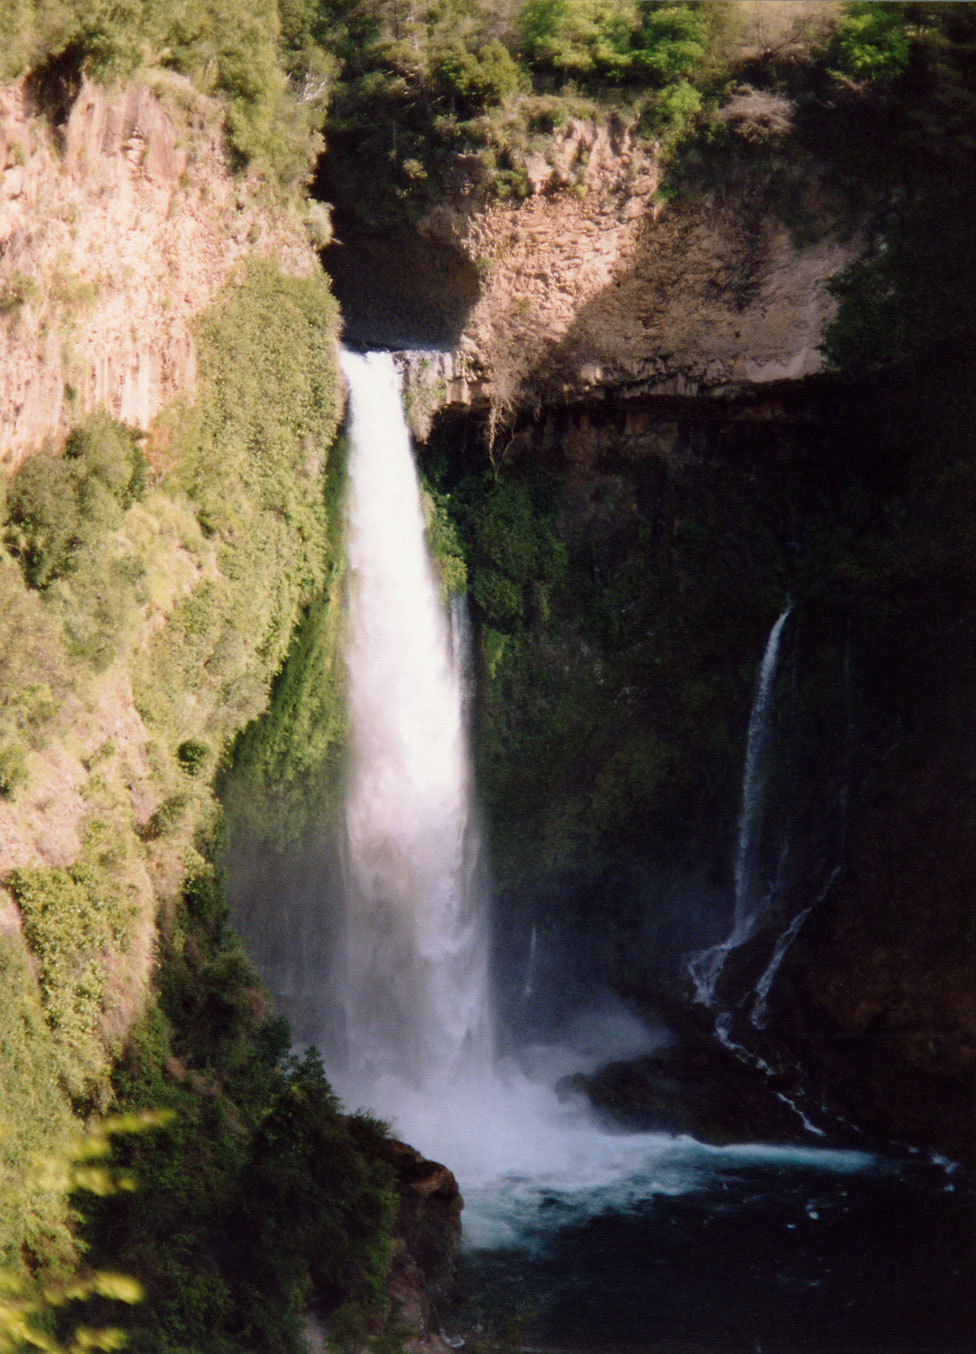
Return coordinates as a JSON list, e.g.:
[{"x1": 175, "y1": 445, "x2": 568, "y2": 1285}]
[
  {"x1": 0, "y1": 73, "x2": 314, "y2": 465},
  {"x1": 378, "y1": 118, "x2": 859, "y2": 433}
]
